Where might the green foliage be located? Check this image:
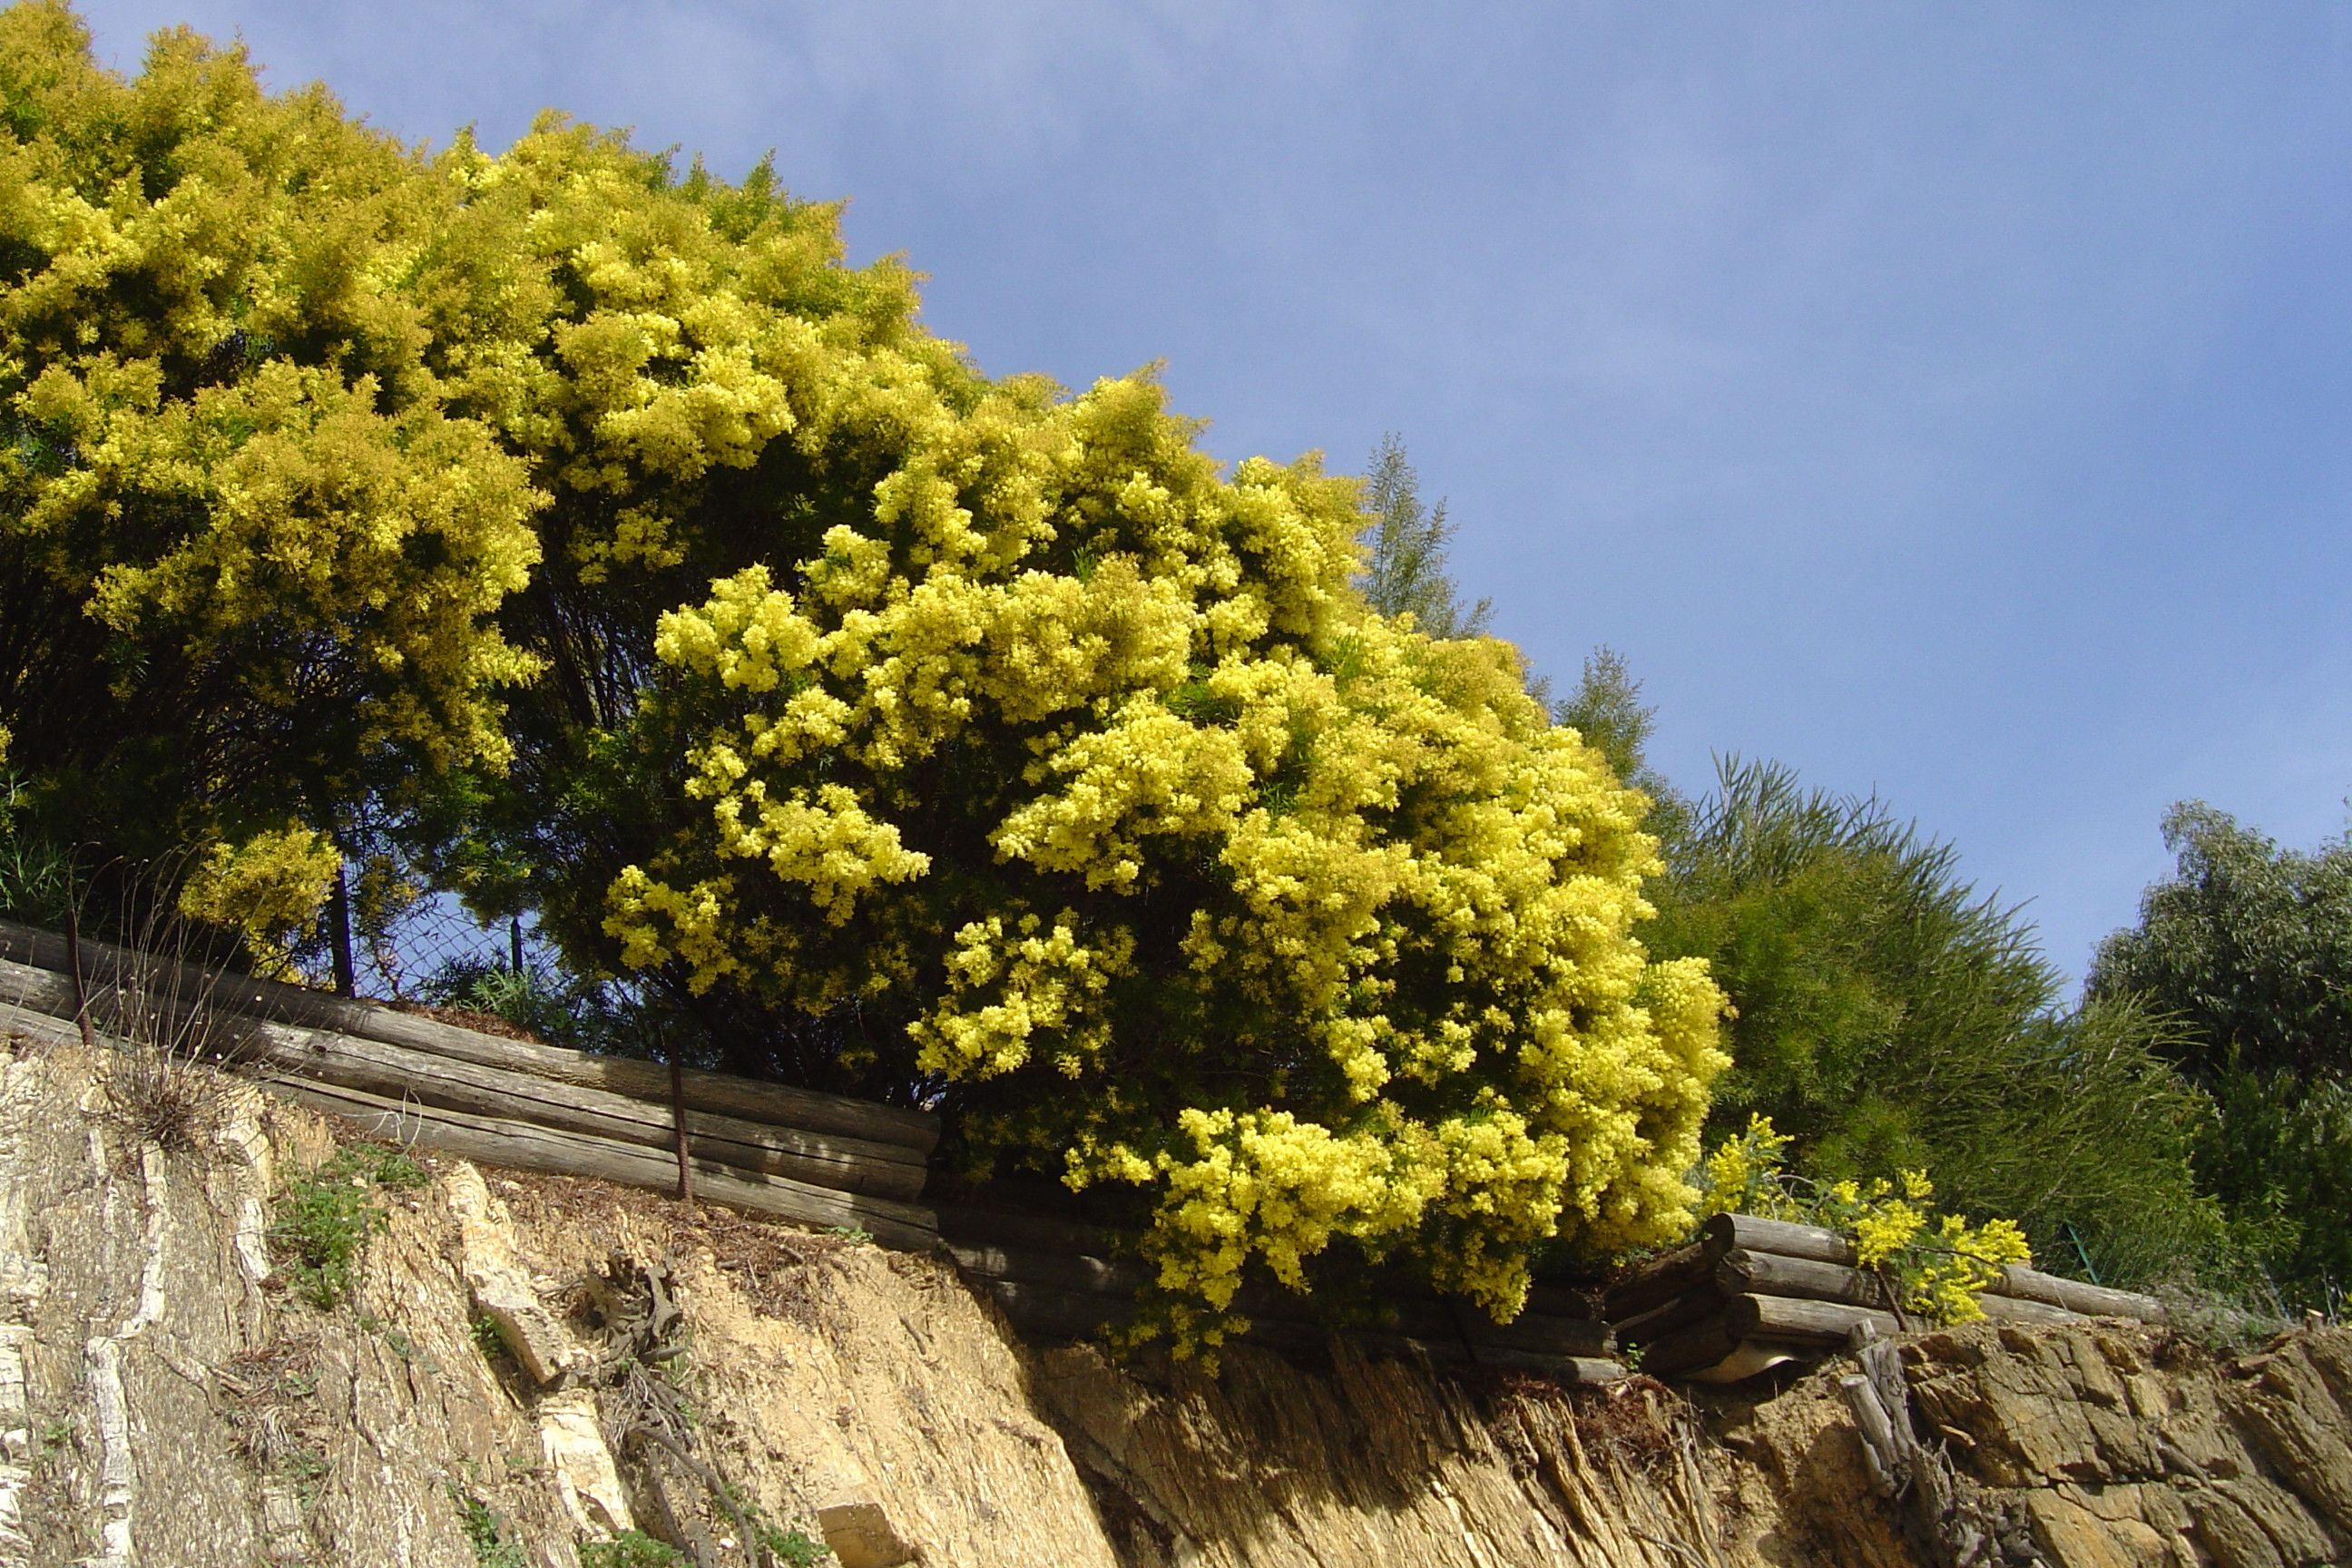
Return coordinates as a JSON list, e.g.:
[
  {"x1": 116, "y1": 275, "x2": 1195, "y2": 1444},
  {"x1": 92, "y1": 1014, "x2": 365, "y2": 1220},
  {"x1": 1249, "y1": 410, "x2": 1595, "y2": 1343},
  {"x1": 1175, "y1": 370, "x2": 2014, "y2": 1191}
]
[
  {"x1": 451, "y1": 1487, "x2": 527, "y2": 1568},
  {"x1": 1356, "y1": 434, "x2": 1491, "y2": 639},
  {"x1": 753, "y1": 1519, "x2": 832, "y2": 1566},
  {"x1": 580, "y1": 1534, "x2": 685, "y2": 1568},
  {"x1": 1553, "y1": 646, "x2": 1686, "y2": 844},
  {"x1": 1648, "y1": 757, "x2": 2227, "y2": 1289},
  {"x1": 2090, "y1": 802, "x2": 2352, "y2": 1082},
  {"x1": 2089, "y1": 802, "x2": 2352, "y2": 1307},
  {"x1": 420, "y1": 956, "x2": 670, "y2": 1061},
  {"x1": 269, "y1": 1142, "x2": 426, "y2": 1310},
  {"x1": 0, "y1": 772, "x2": 73, "y2": 926}
]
